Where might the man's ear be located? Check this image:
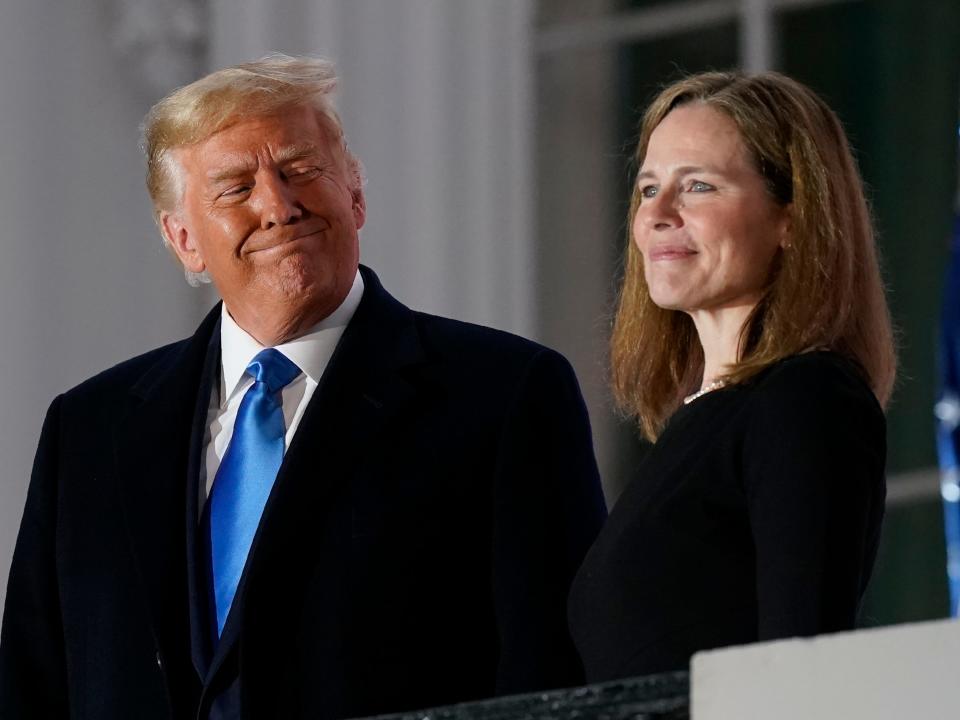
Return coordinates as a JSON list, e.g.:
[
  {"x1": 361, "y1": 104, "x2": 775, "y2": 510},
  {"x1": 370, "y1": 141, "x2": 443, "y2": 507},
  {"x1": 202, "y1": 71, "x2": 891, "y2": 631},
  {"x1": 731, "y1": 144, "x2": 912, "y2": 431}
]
[
  {"x1": 160, "y1": 211, "x2": 206, "y2": 273},
  {"x1": 351, "y1": 188, "x2": 366, "y2": 231}
]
